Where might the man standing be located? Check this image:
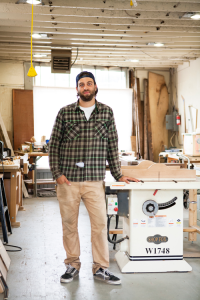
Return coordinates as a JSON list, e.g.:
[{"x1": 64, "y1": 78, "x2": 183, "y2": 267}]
[{"x1": 49, "y1": 71, "x2": 139, "y2": 285}]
